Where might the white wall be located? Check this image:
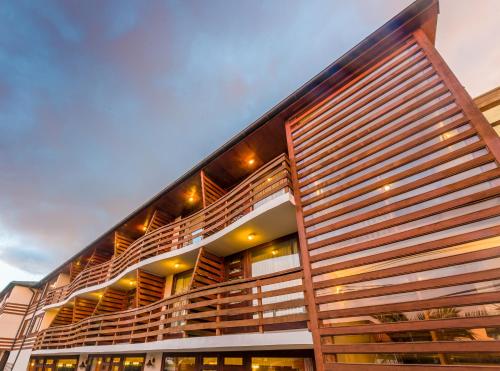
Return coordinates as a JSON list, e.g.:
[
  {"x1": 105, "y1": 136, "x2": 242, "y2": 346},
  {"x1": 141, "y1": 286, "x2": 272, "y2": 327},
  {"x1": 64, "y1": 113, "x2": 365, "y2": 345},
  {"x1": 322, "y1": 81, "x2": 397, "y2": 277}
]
[
  {"x1": 7, "y1": 286, "x2": 34, "y2": 305},
  {"x1": 0, "y1": 313, "x2": 24, "y2": 338},
  {"x1": 8, "y1": 348, "x2": 32, "y2": 371}
]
